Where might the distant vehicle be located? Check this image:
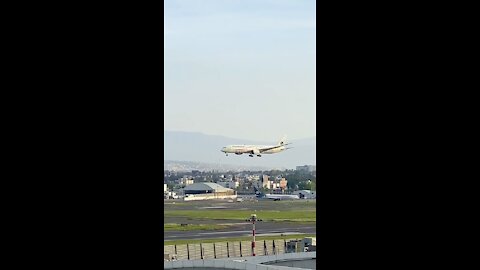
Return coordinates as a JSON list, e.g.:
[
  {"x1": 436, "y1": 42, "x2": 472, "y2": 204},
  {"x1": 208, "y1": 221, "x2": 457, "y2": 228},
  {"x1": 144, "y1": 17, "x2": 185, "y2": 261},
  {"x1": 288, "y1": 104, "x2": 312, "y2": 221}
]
[
  {"x1": 236, "y1": 198, "x2": 243, "y2": 202},
  {"x1": 253, "y1": 187, "x2": 299, "y2": 201},
  {"x1": 220, "y1": 135, "x2": 292, "y2": 157}
]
